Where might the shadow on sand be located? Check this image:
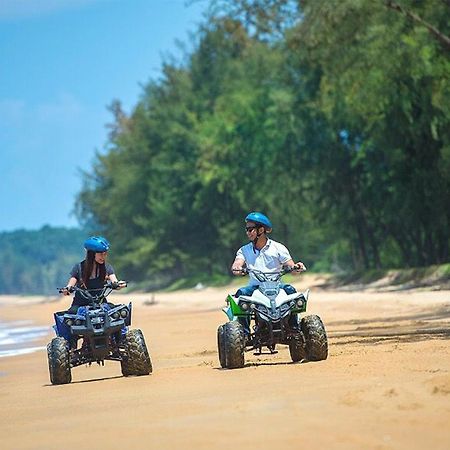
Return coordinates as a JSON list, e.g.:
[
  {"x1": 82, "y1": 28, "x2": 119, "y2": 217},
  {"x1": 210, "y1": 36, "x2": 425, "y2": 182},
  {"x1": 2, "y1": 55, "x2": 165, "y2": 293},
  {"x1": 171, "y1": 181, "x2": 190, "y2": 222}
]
[
  {"x1": 43, "y1": 375, "x2": 125, "y2": 387},
  {"x1": 214, "y1": 358, "x2": 313, "y2": 370},
  {"x1": 327, "y1": 303, "x2": 450, "y2": 346}
]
